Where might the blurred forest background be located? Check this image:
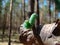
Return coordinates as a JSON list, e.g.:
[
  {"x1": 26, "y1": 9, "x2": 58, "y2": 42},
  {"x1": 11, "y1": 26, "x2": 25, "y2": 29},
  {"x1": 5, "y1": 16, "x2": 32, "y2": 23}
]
[{"x1": 0, "y1": 0, "x2": 60, "y2": 45}]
